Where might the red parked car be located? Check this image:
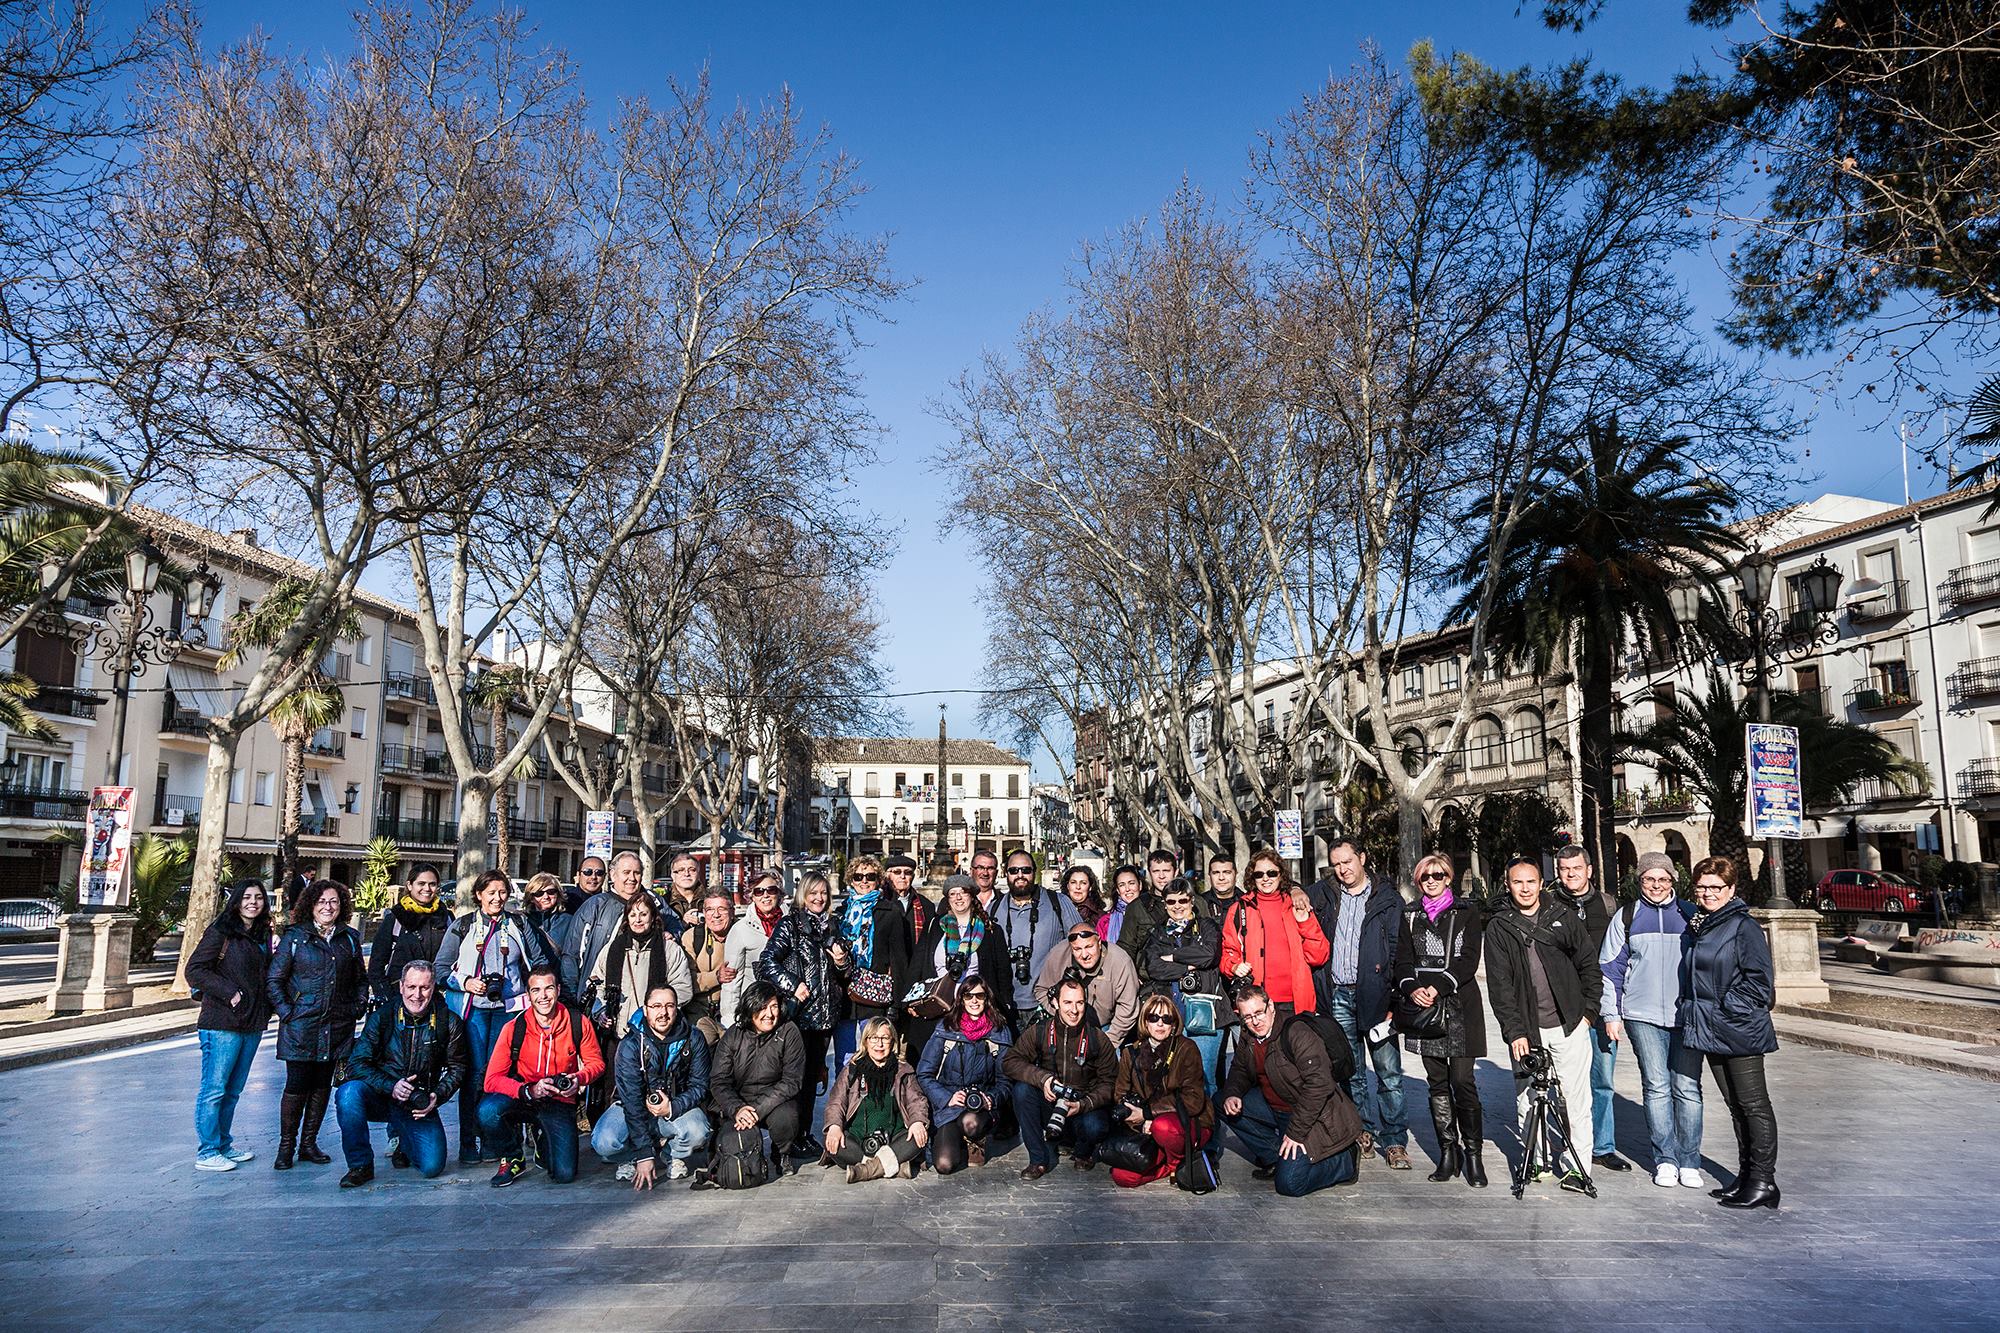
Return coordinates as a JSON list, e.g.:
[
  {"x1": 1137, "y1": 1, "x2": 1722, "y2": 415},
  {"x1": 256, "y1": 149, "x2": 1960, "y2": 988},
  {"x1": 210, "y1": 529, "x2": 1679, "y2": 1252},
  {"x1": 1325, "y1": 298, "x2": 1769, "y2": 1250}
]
[{"x1": 1812, "y1": 869, "x2": 1935, "y2": 916}]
